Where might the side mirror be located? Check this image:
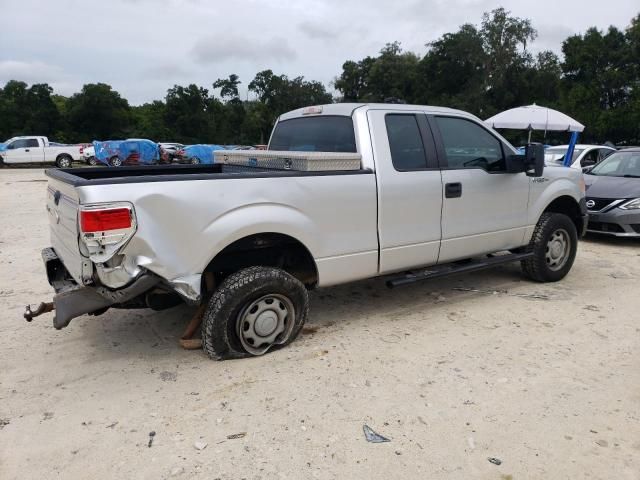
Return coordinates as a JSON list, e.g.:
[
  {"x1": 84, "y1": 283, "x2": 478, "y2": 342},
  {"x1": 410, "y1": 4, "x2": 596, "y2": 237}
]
[
  {"x1": 525, "y1": 142, "x2": 544, "y2": 177},
  {"x1": 582, "y1": 166, "x2": 594, "y2": 174}
]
